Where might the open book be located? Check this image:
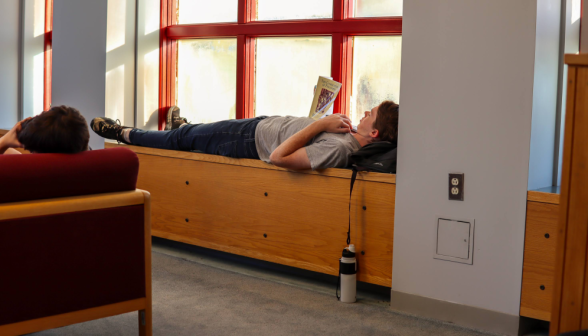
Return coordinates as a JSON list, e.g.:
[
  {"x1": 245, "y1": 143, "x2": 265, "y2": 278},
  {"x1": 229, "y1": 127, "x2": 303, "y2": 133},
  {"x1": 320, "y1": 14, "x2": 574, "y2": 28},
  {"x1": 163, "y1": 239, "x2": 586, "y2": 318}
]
[{"x1": 308, "y1": 76, "x2": 342, "y2": 120}]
